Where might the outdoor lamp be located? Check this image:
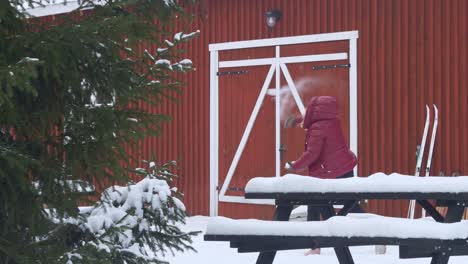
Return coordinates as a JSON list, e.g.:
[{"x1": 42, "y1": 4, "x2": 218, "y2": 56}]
[{"x1": 265, "y1": 9, "x2": 282, "y2": 29}]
